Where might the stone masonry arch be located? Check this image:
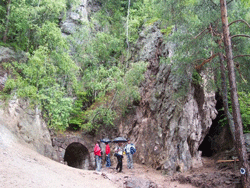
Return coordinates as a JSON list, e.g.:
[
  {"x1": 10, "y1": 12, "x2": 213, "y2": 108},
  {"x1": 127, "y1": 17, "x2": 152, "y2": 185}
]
[
  {"x1": 64, "y1": 142, "x2": 89, "y2": 169},
  {"x1": 52, "y1": 136, "x2": 95, "y2": 170}
]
